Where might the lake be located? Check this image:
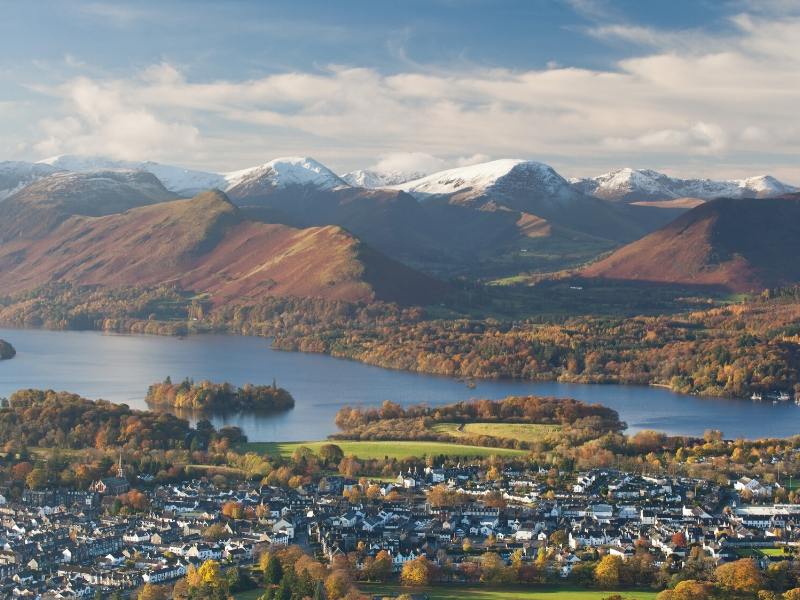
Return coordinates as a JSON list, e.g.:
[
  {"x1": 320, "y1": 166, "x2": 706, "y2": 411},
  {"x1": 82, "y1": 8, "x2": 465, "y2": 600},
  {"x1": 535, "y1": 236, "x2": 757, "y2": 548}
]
[{"x1": 0, "y1": 327, "x2": 797, "y2": 441}]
